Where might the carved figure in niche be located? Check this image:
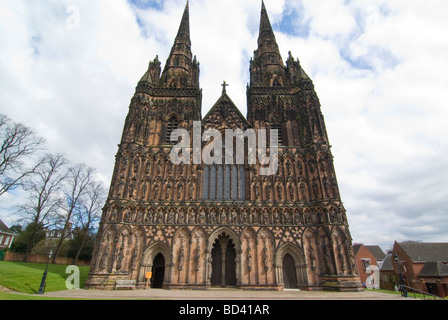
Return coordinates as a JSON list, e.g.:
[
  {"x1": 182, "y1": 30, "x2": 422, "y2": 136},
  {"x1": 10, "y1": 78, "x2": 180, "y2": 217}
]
[
  {"x1": 274, "y1": 211, "x2": 281, "y2": 224},
  {"x1": 265, "y1": 184, "x2": 271, "y2": 201},
  {"x1": 189, "y1": 209, "x2": 196, "y2": 224},
  {"x1": 128, "y1": 179, "x2": 136, "y2": 198},
  {"x1": 166, "y1": 184, "x2": 172, "y2": 200},
  {"x1": 305, "y1": 210, "x2": 311, "y2": 224},
  {"x1": 254, "y1": 184, "x2": 260, "y2": 199},
  {"x1": 123, "y1": 209, "x2": 130, "y2": 222},
  {"x1": 252, "y1": 211, "x2": 259, "y2": 224},
  {"x1": 153, "y1": 183, "x2": 160, "y2": 199},
  {"x1": 284, "y1": 210, "x2": 291, "y2": 224},
  {"x1": 312, "y1": 177, "x2": 319, "y2": 198},
  {"x1": 337, "y1": 243, "x2": 346, "y2": 272},
  {"x1": 263, "y1": 209, "x2": 270, "y2": 225},
  {"x1": 210, "y1": 209, "x2": 217, "y2": 224},
  {"x1": 289, "y1": 184, "x2": 295, "y2": 200},
  {"x1": 178, "y1": 209, "x2": 185, "y2": 224},
  {"x1": 294, "y1": 210, "x2": 301, "y2": 224},
  {"x1": 178, "y1": 244, "x2": 185, "y2": 271},
  {"x1": 329, "y1": 208, "x2": 336, "y2": 223},
  {"x1": 241, "y1": 209, "x2": 248, "y2": 224},
  {"x1": 110, "y1": 208, "x2": 118, "y2": 222},
  {"x1": 136, "y1": 209, "x2": 143, "y2": 223},
  {"x1": 308, "y1": 245, "x2": 316, "y2": 271},
  {"x1": 99, "y1": 234, "x2": 111, "y2": 270},
  {"x1": 179, "y1": 163, "x2": 184, "y2": 175},
  {"x1": 286, "y1": 161, "x2": 292, "y2": 176},
  {"x1": 156, "y1": 209, "x2": 164, "y2": 223},
  {"x1": 297, "y1": 160, "x2": 303, "y2": 175},
  {"x1": 133, "y1": 158, "x2": 140, "y2": 173},
  {"x1": 194, "y1": 243, "x2": 201, "y2": 271},
  {"x1": 116, "y1": 237, "x2": 125, "y2": 271},
  {"x1": 168, "y1": 209, "x2": 175, "y2": 224},
  {"x1": 188, "y1": 182, "x2": 194, "y2": 199},
  {"x1": 177, "y1": 183, "x2": 184, "y2": 199},
  {"x1": 145, "y1": 160, "x2": 151, "y2": 174},
  {"x1": 156, "y1": 159, "x2": 163, "y2": 175},
  {"x1": 117, "y1": 177, "x2": 125, "y2": 197},
  {"x1": 131, "y1": 245, "x2": 139, "y2": 270},
  {"x1": 246, "y1": 241, "x2": 252, "y2": 271},
  {"x1": 146, "y1": 209, "x2": 154, "y2": 223},
  {"x1": 323, "y1": 176, "x2": 332, "y2": 198},
  {"x1": 141, "y1": 182, "x2": 147, "y2": 200},
  {"x1": 300, "y1": 183, "x2": 307, "y2": 200},
  {"x1": 277, "y1": 184, "x2": 283, "y2": 201},
  {"x1": 220, "y1": 209, "x2": 227, "y2": 224},
  {"x1": 199, "y1": 209, "x2": 206, "y2": 224},
  {"x1": 231, "y1": 209, "x2": 238, "y2": 224},
  {"x1": 262, "y1": 246, "x2": 269, "y2": 272},
  {"x1": 322, "y1": 239, "x2": 331, "y2": 274}
]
